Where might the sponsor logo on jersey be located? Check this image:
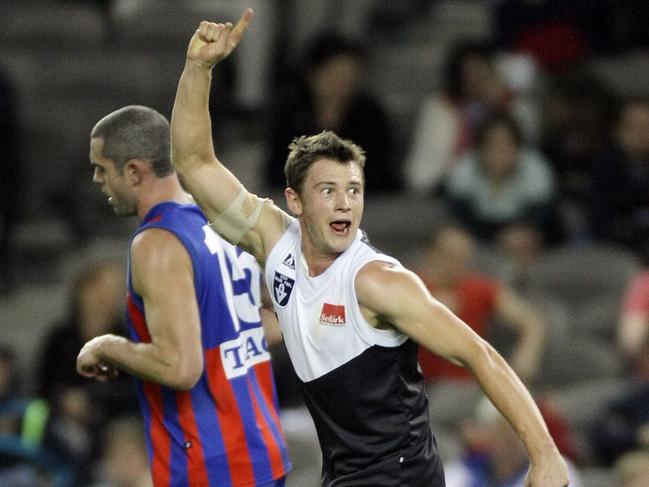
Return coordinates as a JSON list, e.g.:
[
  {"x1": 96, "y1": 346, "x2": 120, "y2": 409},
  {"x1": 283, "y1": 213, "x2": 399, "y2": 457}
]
[
  {"x1": 220, "y1": 327, "x2": 270, "y2": 379},
  {"x1": 273, "y1": 271, "x2": 294, "y2": 307},
  {"x1": 282, "y1": 253, "x2": 295, "y2": 270},
  {"x1": 319, "y1": 303, "x2": 346, "y2": 326}
]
